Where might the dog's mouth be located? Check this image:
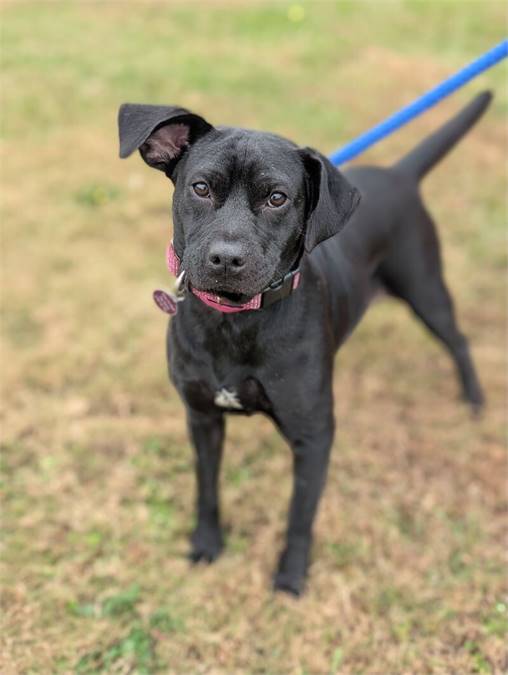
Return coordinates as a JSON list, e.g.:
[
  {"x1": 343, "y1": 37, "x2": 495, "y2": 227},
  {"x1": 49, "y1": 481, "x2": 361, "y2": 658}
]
[
  {"x1": 185, "y1": 266, "x2": 277, "y2": 305},
  {"x1": 188, "y1": 275, "x2": 265, "y2": 305},
  {"x1": 201, "y1": 288, "x2": 252, "y2": 305}
]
